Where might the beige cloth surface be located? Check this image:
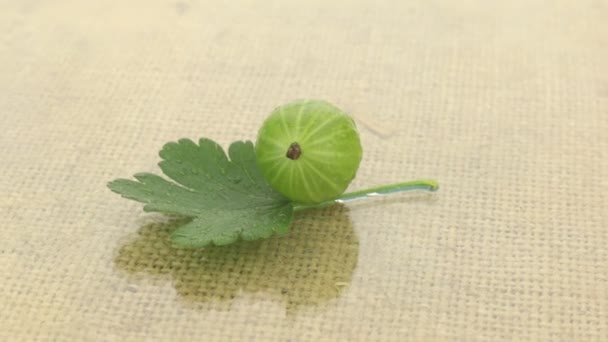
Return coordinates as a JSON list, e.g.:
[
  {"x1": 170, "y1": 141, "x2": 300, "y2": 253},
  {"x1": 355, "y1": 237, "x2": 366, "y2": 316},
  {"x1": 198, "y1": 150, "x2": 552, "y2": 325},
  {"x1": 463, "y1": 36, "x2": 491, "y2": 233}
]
[{"x1": 2, "y1": 0, "x2": 607, "y2": 341}]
